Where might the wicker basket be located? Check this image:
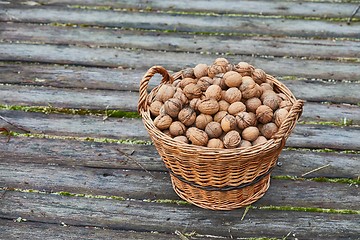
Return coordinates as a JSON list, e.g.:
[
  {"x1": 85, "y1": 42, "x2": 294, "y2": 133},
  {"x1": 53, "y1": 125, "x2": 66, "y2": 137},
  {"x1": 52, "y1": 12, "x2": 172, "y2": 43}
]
[{"x1": 138, "y1": 66, "x2": 304, "y2": 210}]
